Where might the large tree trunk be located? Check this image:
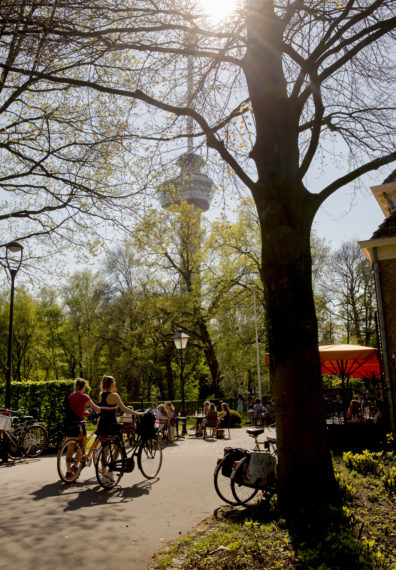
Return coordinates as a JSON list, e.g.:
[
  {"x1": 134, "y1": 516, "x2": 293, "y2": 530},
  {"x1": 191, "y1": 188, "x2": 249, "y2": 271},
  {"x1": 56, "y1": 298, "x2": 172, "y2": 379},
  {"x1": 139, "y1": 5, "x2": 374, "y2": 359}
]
[
  {"x1": 245, "y1": 1, "x2": 336, "y2": 510},
  {"x1": 196, "y1": 314, "x2": 223, "y2": 397}
]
